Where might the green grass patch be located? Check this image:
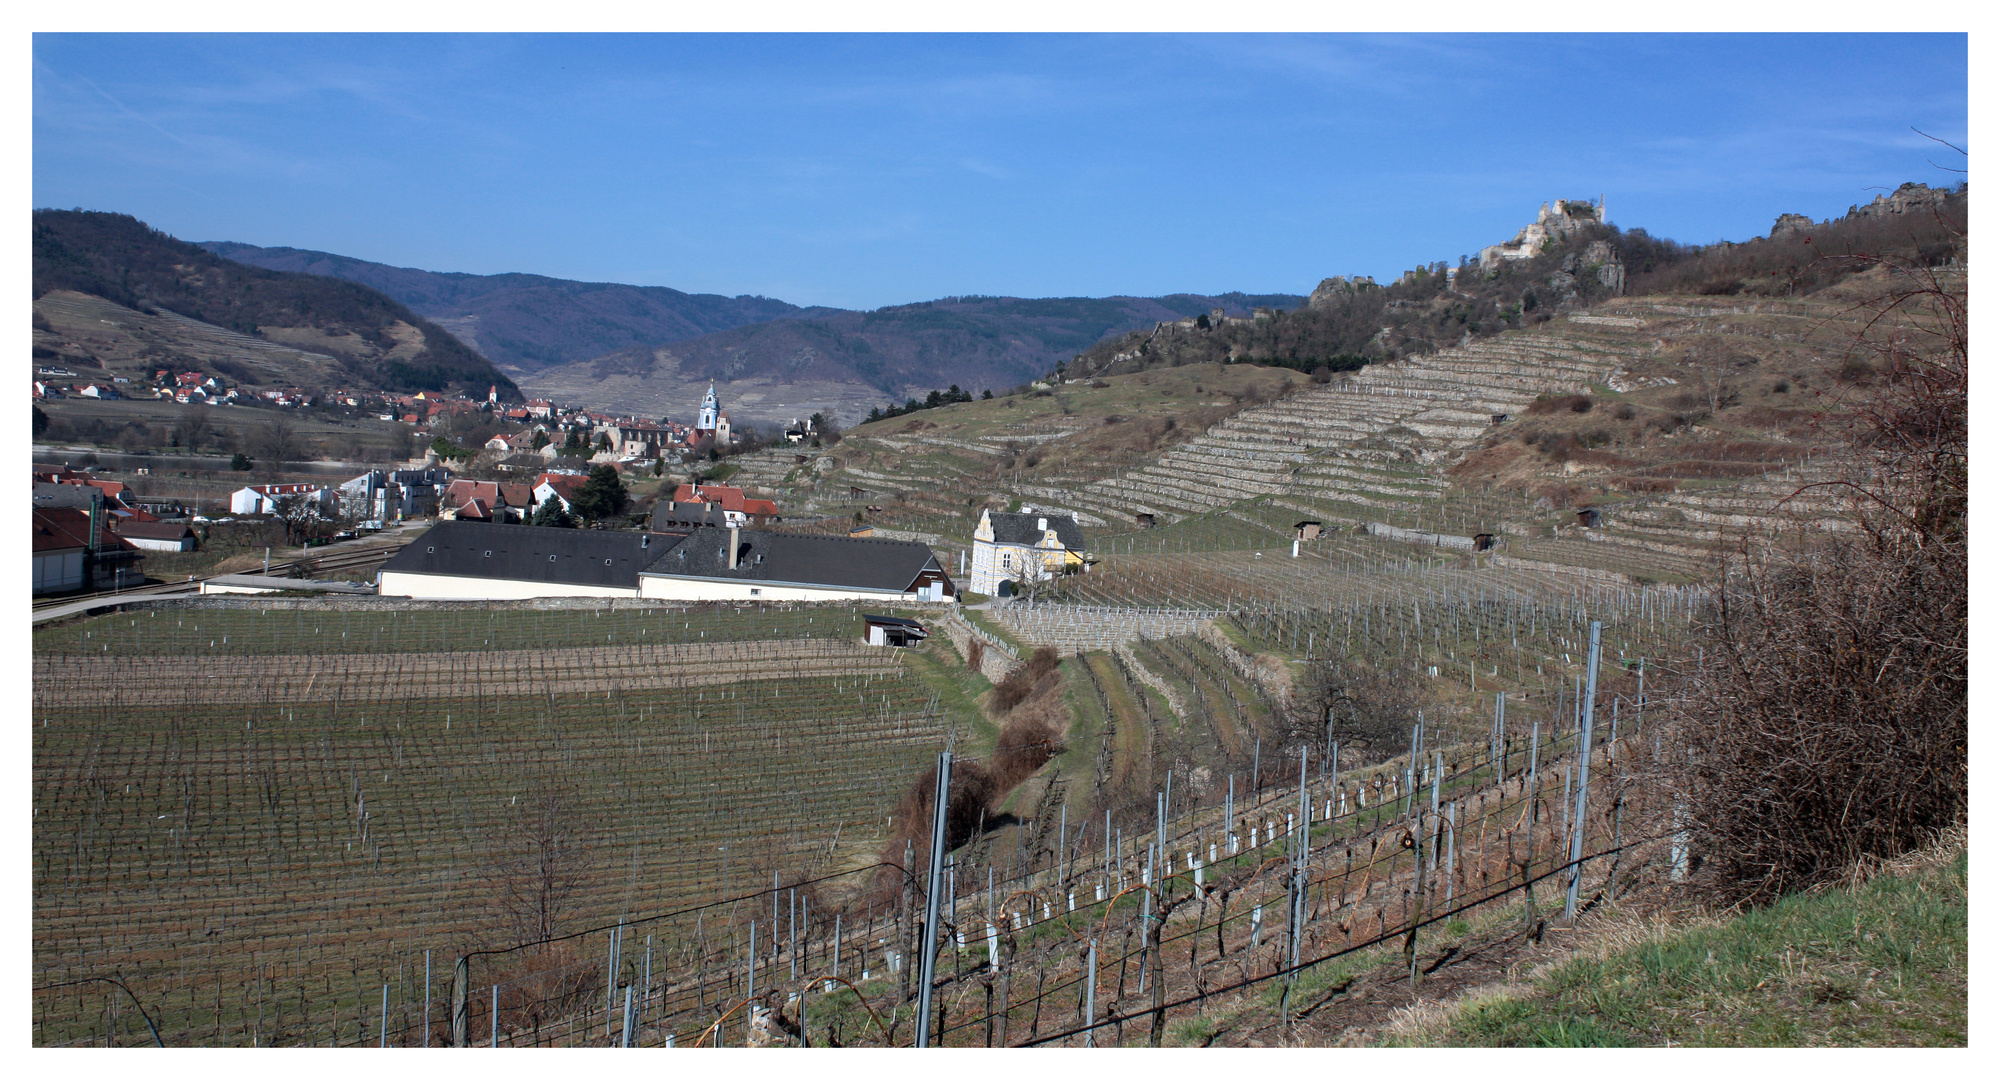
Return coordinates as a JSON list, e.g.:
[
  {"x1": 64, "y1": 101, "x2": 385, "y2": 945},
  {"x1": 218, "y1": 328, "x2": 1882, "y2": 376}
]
[{"x1": 1397, "y1": 834, "x2": 1967, "y2": 1047}]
